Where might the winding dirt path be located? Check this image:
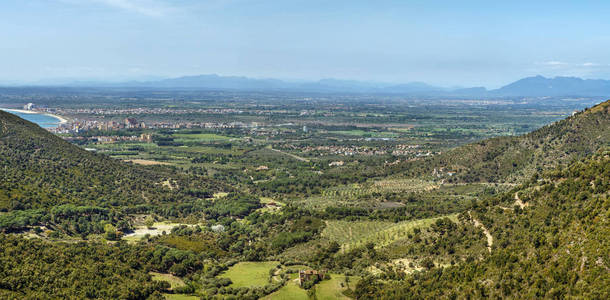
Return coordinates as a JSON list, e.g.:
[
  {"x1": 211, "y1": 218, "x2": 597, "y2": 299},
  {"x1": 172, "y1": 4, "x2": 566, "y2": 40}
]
[
  {"x1": 468, "y1": 210, "x2": 493, "y2": 253},
  {"x1": 514, "y1": 191, "x2": 528, "y2": 209},
  {"x1": 499, "y1": 191, "x2": 529, "y2": 210}
]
